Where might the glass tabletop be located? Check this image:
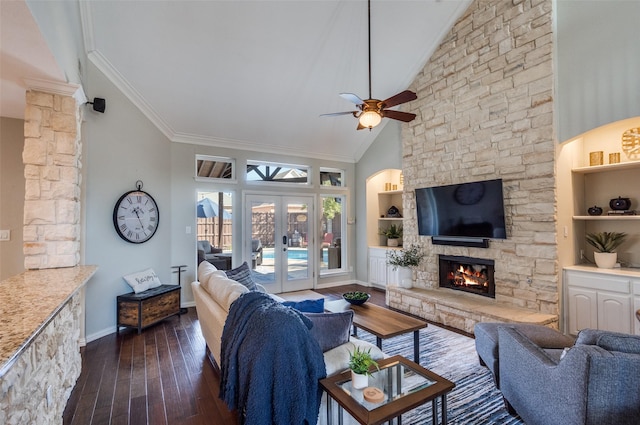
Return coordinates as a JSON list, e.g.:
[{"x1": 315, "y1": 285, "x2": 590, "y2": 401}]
[{"x1": 336, "y1": 361, "x2": 436, "y2": 411}]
